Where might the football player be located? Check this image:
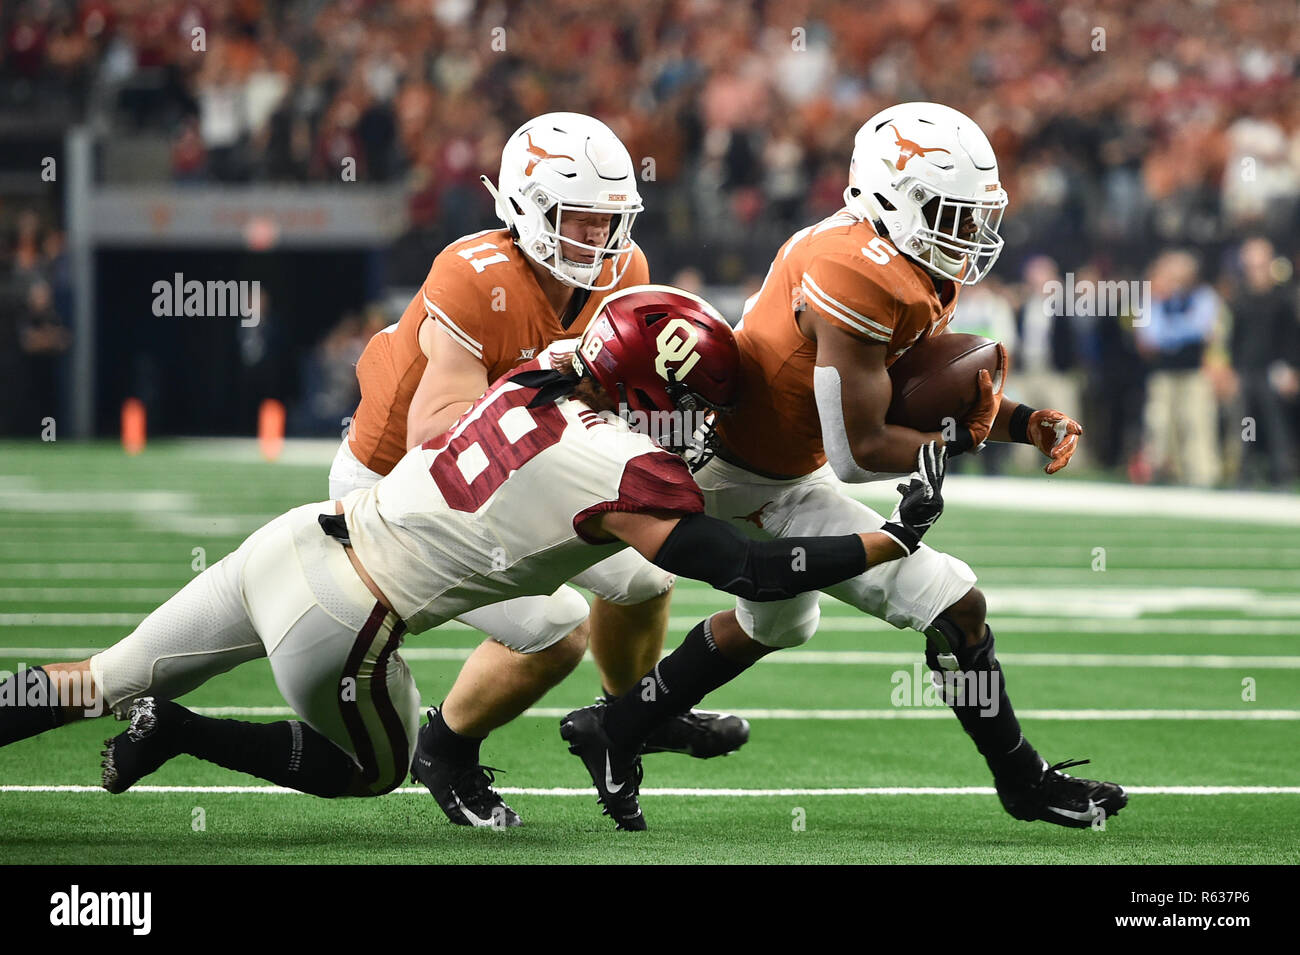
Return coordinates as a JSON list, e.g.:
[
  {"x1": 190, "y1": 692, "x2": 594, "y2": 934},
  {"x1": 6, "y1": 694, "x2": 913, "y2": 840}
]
[
  {"x1": 561, "y1": 103, "x2": 1125, "y2": 831},
  {"x1": 332, "y1": 113, "x2": 747, "y2": 827},
  {"x1": 0, "y1": 289, "x2": 946, "y2": 813}
]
